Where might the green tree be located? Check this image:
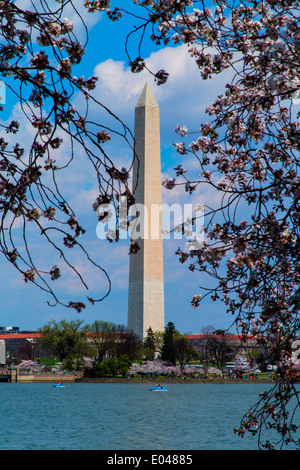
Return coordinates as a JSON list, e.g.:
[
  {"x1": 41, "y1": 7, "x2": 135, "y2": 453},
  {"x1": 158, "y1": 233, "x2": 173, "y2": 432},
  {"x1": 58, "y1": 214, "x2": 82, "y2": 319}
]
[
  {"x1": 206, "y1": 336, "x2": 232, "y2": 369},
  {"x1": 143, "y1": 327, "x2": 156, "y2": 361},
  {"x1": 153, "y1": 331, "x2": 164, "y2": 358},
  {"x1": 161, "y1": 322, "x2": 178, "y2": 365},
  {"x1": 99, "y1": 358, "x2": 118, "y2": 377},
  {"x1": 117, "y1": 355, "x2": 132, "y2": 377},
  {"x1": 63, "y1": 355, "x2": 86, "y2": 371},
  {"x1": 84, "y1": 354, "x2": 131, "y2": 378},
  {"x1": 38, "y1": 319, "x2": 90, "y2": 362},
  {"x1": 116, "y1": 330, "x2": 143, "y2": 362},
  {"x1": 173, "y1": 336, "x2": 200, "y2": 369},
  {"x1": 86, "y1": 320, "x2": 118, "y2": 362}
]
